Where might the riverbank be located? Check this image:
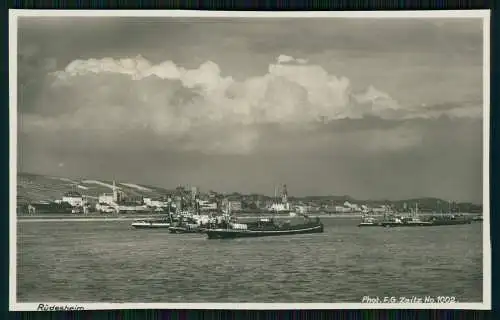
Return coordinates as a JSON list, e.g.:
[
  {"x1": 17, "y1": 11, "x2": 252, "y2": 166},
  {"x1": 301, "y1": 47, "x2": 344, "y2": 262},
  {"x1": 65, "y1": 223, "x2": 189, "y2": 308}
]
[
  {"x1": 16, "y1": 212, "x2": 481, "y2": 223},
  {"x1": 17, "y1": 214, "x2": 360, "y2": 223}
]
